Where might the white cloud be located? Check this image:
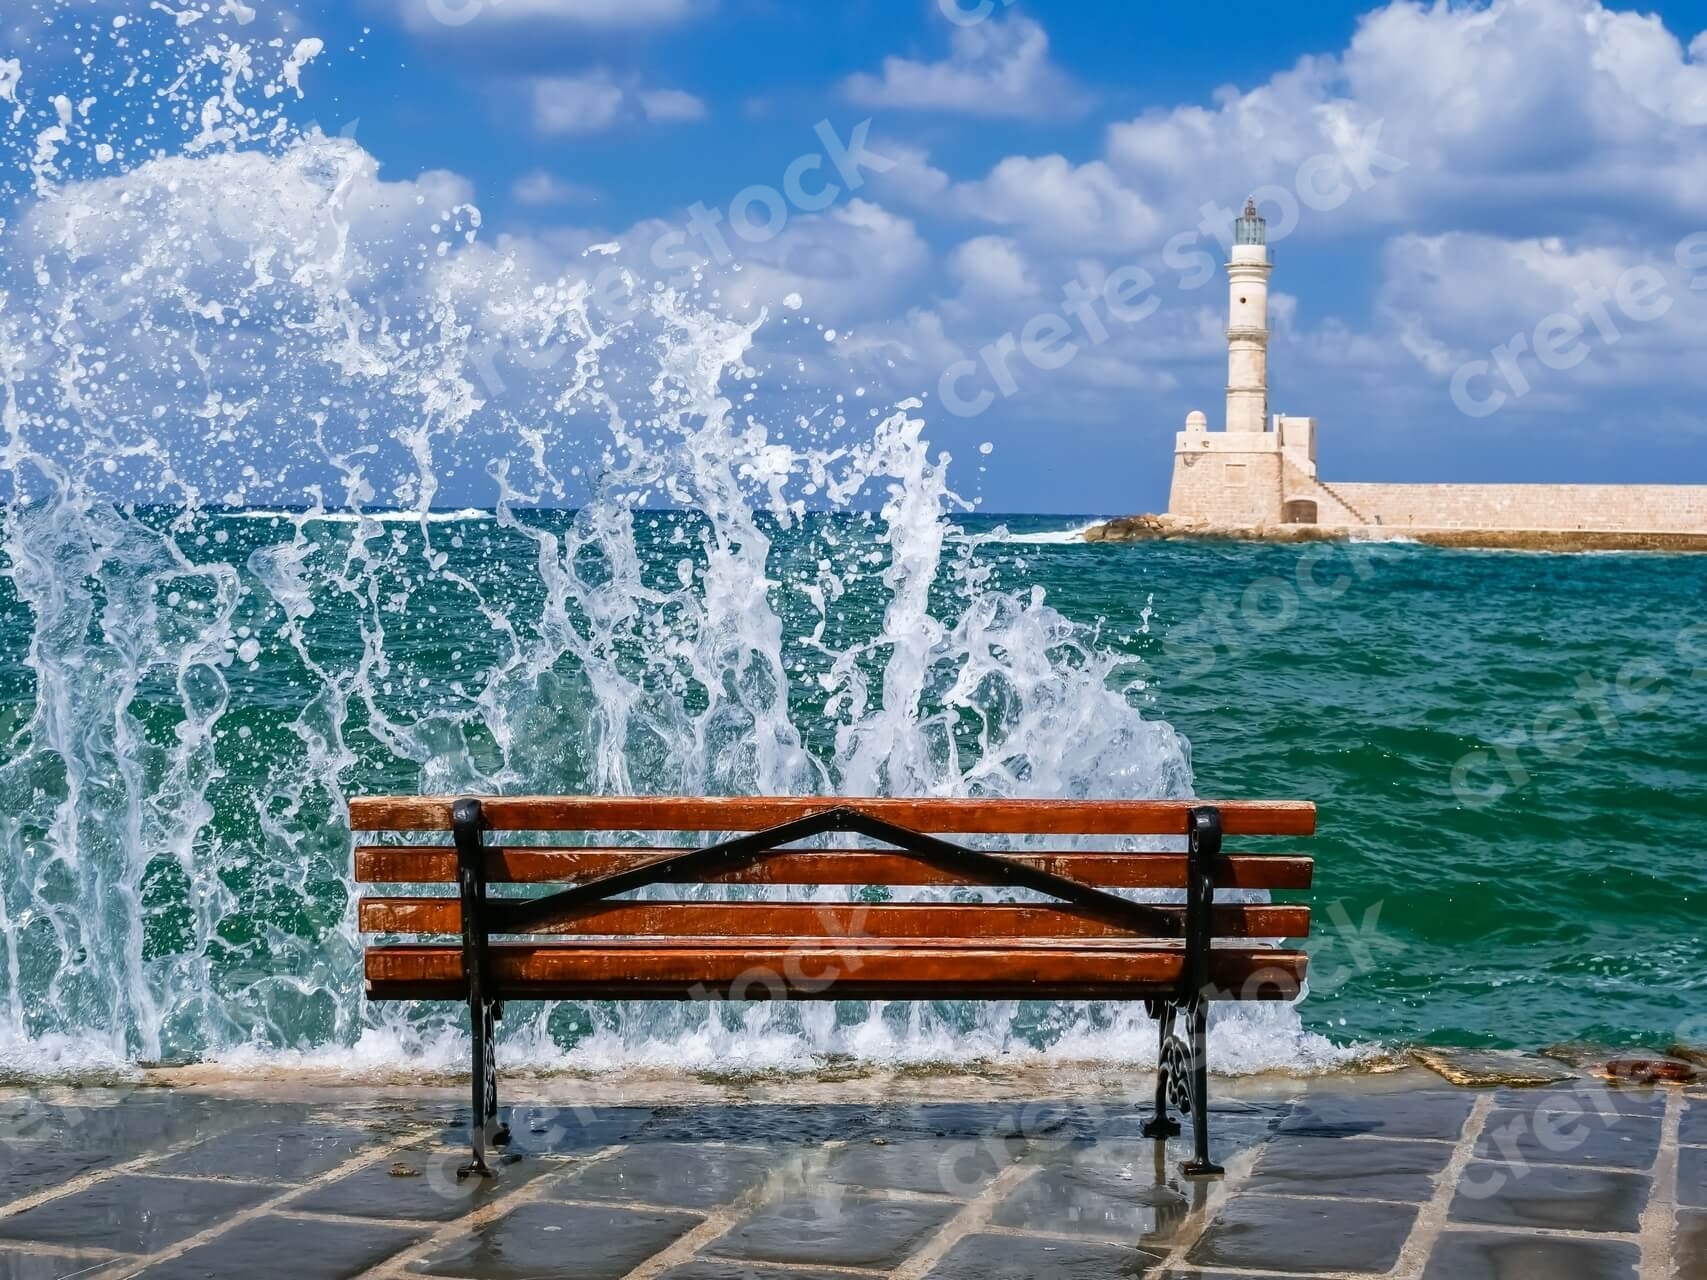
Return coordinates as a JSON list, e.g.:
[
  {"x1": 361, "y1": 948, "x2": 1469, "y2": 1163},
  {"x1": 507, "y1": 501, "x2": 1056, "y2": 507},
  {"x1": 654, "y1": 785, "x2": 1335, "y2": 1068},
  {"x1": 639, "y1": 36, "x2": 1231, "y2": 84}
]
[
  {"x1": 949, "y1": 236, "x2": 1037, "y2": 300},
  {"x1": 845, "y1": 16, "x2": 1087, "y2": 118},
  {"x1": 397, "y1": 0, "x2": 706, "y2": 33},
  {"x1": 866, "y1": 142, "x2": 952, "y2": 210},
  {"x1": 1103, "y1": 0, "x2": 1707, "y2": 234},
  {"x1": 835, "y1": 306, "x2": 963, "y2": 377},
  {"x1": 951, "y1": 155, "x2": 1162, "y2": 252},
  {"x1": 1376, "y1": 230, "x2": 1707, "y2": 394},
  {"x1": 513, "y1": 170, "x2": 600, "y2": 206},
  {"x1": 638, "y1": 88, "x2": 707, "y2": 123},
  {"x1": 530, "y1": 73, "x2": 626, "y2": 135},
  {"x1": 529, "y1": 72, "x2": 706, "y2": 134},
  {"x1": 714, "y1": 199, "x2": 934, "y2": 322}
]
